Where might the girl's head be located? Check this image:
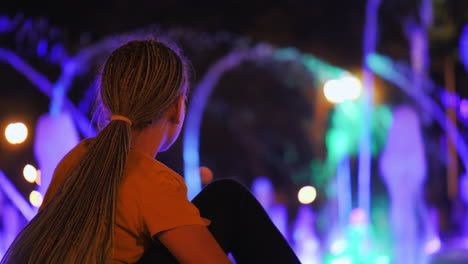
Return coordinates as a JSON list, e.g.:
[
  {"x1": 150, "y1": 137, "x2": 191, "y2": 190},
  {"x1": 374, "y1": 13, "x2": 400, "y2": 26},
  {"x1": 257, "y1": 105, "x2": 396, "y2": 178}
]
[{"x1": 98, "y1": 39, "x2": 190, "y2": 130}]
